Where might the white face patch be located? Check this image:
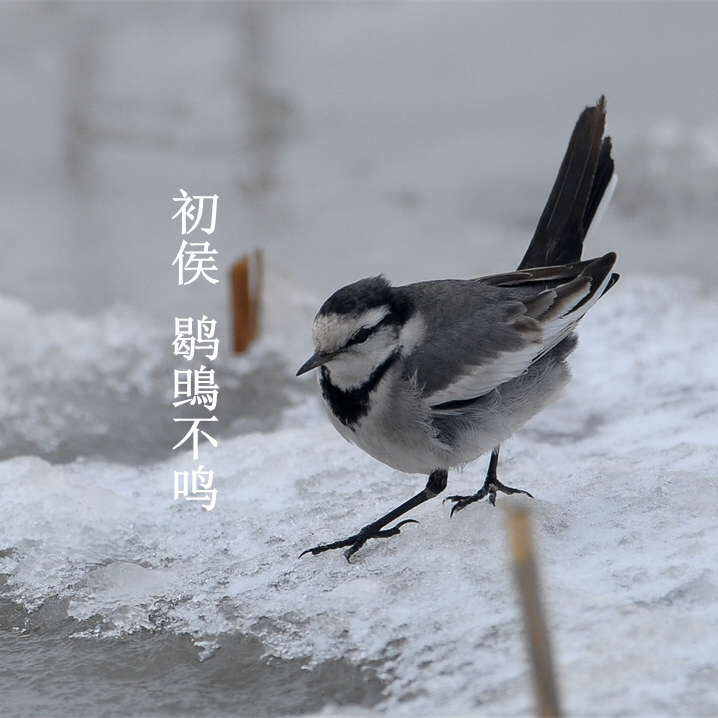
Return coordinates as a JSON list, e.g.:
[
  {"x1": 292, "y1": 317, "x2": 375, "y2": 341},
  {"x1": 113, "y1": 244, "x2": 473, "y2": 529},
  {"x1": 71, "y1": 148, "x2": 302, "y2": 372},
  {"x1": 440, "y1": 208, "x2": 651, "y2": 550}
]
[
  {"x1": 312, "y1": 306, "x2": 390, "y2": 353},
  {"x1": 398, "y1": 312, "x2": 425, "y2": 354}
]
